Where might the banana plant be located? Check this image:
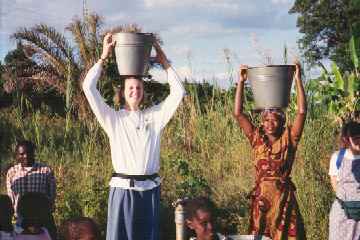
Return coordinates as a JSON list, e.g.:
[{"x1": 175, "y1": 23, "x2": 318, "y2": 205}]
[{"x1": 319, "y1": 35, "x2": 360, "y2": 122}]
